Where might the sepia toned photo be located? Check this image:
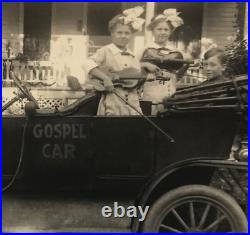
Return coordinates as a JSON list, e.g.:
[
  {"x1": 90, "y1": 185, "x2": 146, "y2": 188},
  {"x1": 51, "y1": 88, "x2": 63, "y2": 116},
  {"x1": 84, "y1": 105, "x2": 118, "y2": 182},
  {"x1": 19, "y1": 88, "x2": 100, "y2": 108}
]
[{"x1": 2, "y1": 2, "x2": 248, "y2": 232}]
